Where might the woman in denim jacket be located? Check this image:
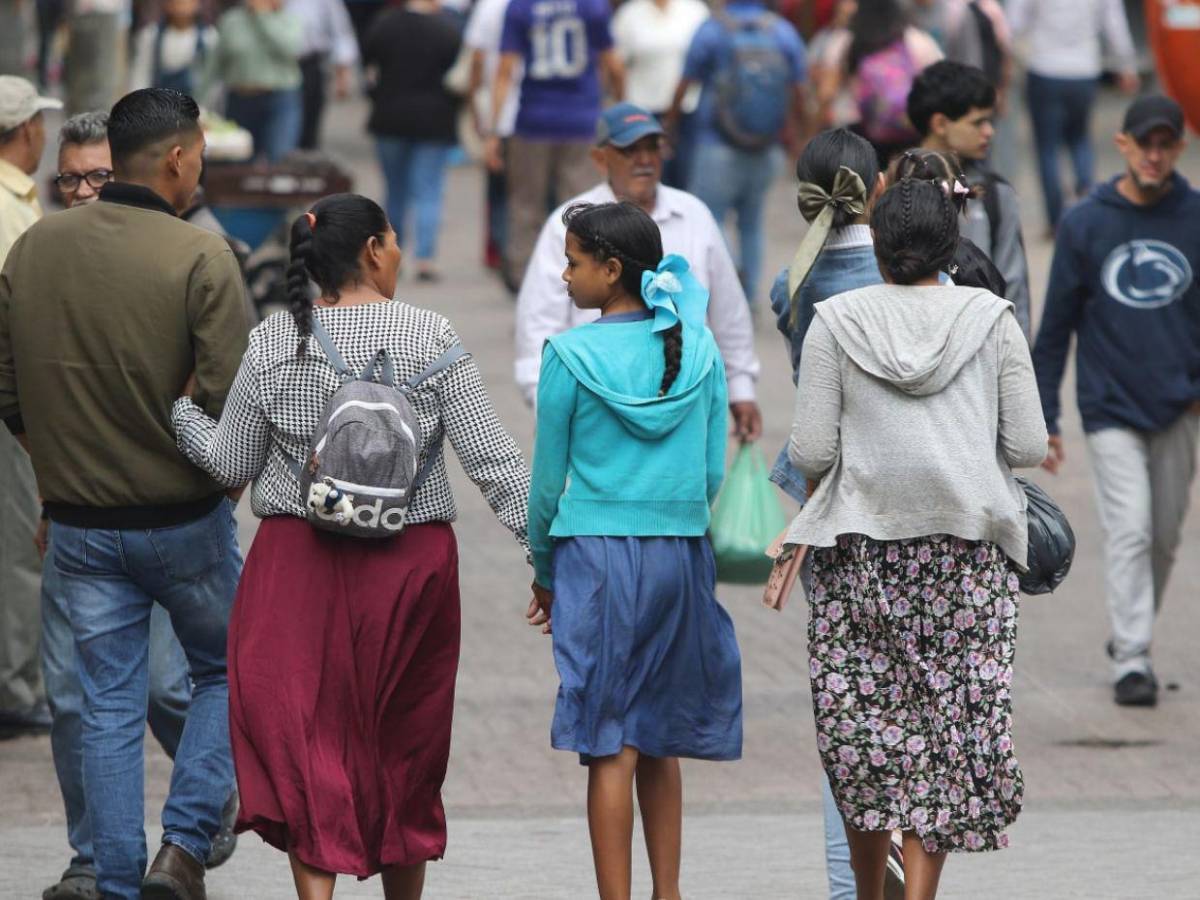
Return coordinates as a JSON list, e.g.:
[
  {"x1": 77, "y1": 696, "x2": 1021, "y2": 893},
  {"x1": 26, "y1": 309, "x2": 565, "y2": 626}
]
[{"x1": 768, "y1": 128, "x2": 885, "y2": 504}]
